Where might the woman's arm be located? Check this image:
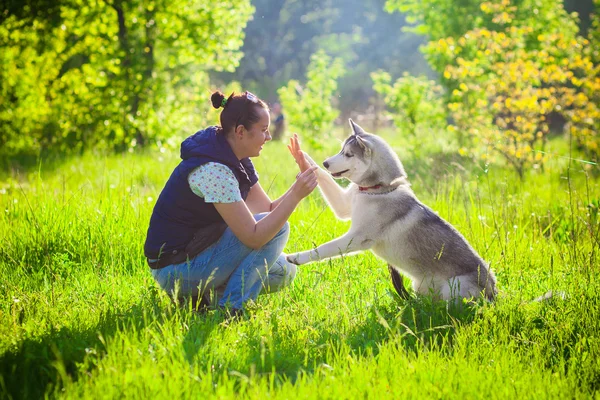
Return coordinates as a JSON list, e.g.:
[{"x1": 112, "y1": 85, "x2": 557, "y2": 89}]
[
  {"x1": 245, "y1": 183, "x2": 273, "y2": 214},
  {"x1": 246, "y1": 182, "x2": 297, "y2": 214},
  {"x1": 214, "y1": 166, "x2": 318, "y2": 250}
]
